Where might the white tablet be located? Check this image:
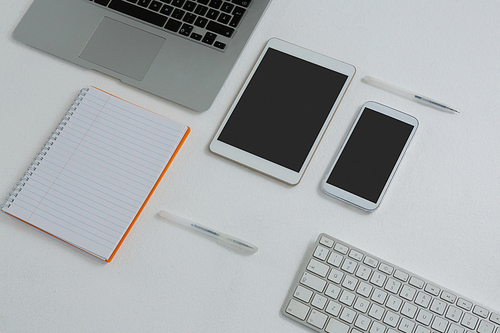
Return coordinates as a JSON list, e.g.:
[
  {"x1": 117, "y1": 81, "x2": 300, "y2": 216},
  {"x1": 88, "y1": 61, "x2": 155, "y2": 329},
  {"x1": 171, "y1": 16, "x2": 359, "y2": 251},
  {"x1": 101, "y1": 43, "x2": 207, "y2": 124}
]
[{"x1": 209, "y1": 38, "x2": 355, "y2": 185}]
